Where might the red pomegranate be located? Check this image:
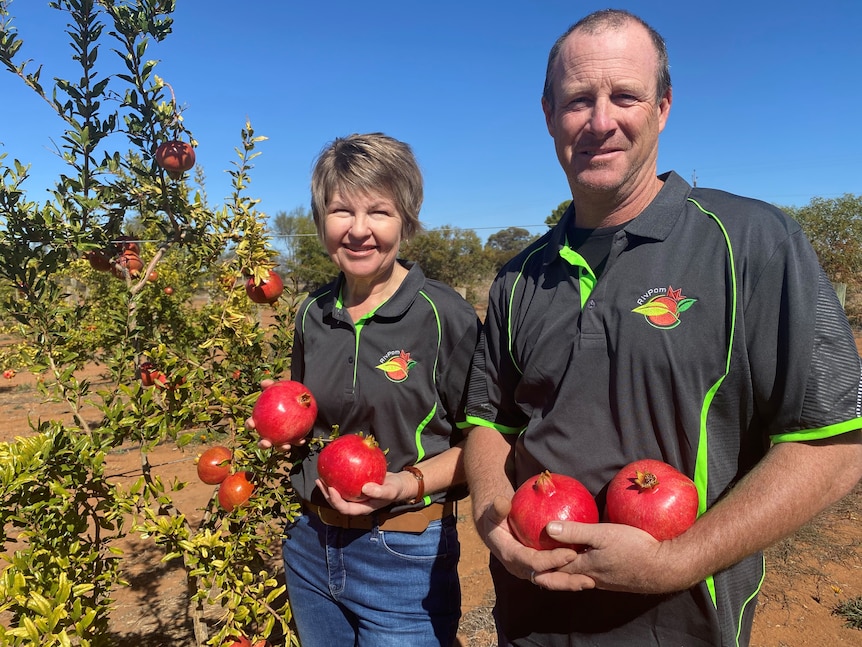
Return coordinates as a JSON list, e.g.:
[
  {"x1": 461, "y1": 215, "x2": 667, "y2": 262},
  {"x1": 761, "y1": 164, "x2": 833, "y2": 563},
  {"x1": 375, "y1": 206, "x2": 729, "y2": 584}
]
[
  {"x1": 85, "y1": 250, "x2": 113, "y2": 272},
  {"x1": 116, "y1": 235, "x2": 140, "y2": 255},
  {"x1": 197, "y1": 446, "x2": 232, "y2": 485},
  {"x1": 605, "y1": 458, "x2": 699, "y2": 541},
  {"x1": 245, "y1": 270, "x2": 284, "y2": 304},
  {"x1": 218, "y1": 472, "x2": 254, "y2": 512},
  {"x1": 139, "y1": 362, "x2": 167, "y2": 388},
  {"x1": 252, "y1": 380, "x2": 317, "y2": 445},
  {"x1": 155, "y1": 139, "x2": 196, "y2": 179},
  {"x1": 508, "y1": 470, "x2": 599, "y2": 551},
  {"x1": 112, "y1": 250, "x2": 143, "y2": 279},
  {"x1": 317, "y1": 433, "x2": 387, "y2": 502}
]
